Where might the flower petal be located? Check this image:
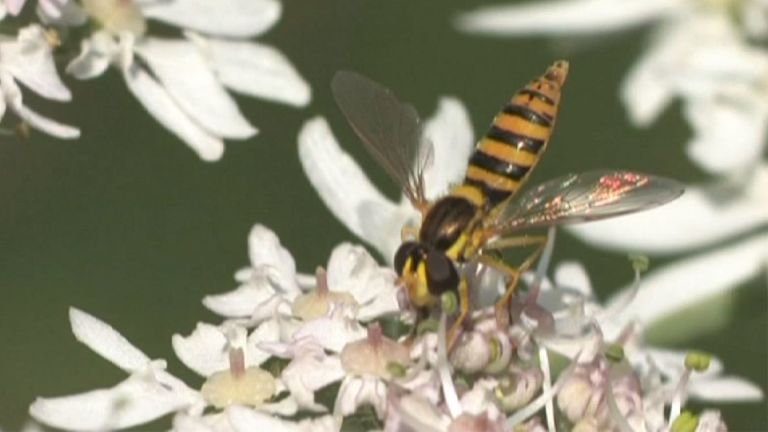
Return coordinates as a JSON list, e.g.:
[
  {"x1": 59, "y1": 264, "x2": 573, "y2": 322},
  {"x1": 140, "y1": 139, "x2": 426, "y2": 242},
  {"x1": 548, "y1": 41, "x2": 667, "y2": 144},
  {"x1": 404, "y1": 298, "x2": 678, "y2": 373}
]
[
  {"x1": 29, "y1": 368, "x2": 194, "y2": 431},
  {"x1": 553, "y1": 261, "x2": 593, "y2": 296},
  {"x1": 248, "y1": 224, "x2": 299, "y2": 295},
  {"x1": 68, "y1": 307, "x2": 150, "y2": 373},
  {"x1": 683, "y1": 96, "x2": 768, "y2": 175},
  {"x1": 6, "y1": 0, "x2": 26, "y2": 16},
  {"x1": 689, "y1": 377, "x2": 765, "y2": 402},
  {"x1": 66, "y1": 32, "x2": 116, "y2": 80},
  {"x1": 227, "y1": 405, "x2": 338, "y2": 432},
  {"x1": 37, "y1": 0, "x2": 88, "y2": 26},
  {"x1": 134, "y1": 38, "x2": 256, "y2": 139},
  {"x1": 566, "y1": 175, "x2": 768, "y2": 254},
  {"x1": 0, "y1": 25, "x2": 71, "y2": 101},
  {"x1": 299, "y1": 117, "x2": 401, "y2": 255},
  {"x1": 456, "y1": 0, "x2": 683, "y2": 36},
  {"x1": 122, "y1": 61, "x2": 225, "y2": 161},
  {"x1": 606, "y1": 234, "x2": 768, "y2": 327},
  {"x1": 334, "y1": 376, "x2": 387, "y2": 419},
  {"x1": 141, "y1": 0, "x2": 281, "y2": 38},
  {"x1": 293, "y1": 316, "x2": 366, "y2": 353},
  {"x1": 422, "y1": 97, "x2": 474, "y2": 200},
  {"x1": 189, "y1": 35, "x2": 310, "y2": 107},
  {"x1": 203, "y1": 283, "x2": 278, "y2": 318}
]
